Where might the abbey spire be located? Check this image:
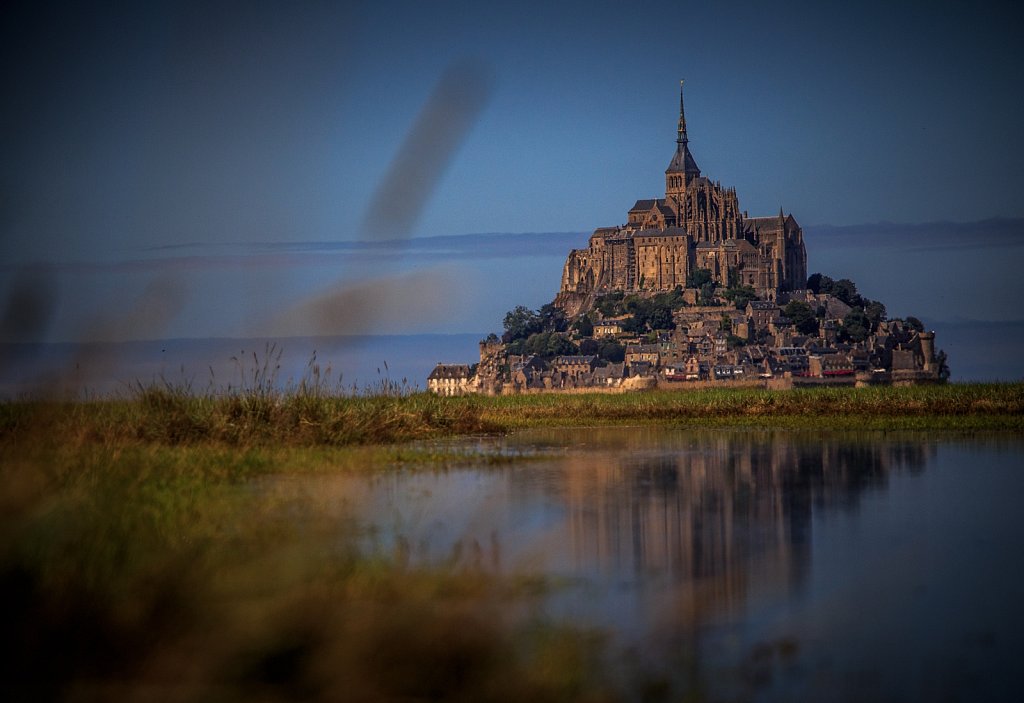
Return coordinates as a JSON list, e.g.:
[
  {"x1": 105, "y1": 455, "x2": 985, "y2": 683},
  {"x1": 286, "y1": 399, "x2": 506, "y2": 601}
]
[
  {"x1": 677, "y1": 78, "x2": 688, "y2": 143},
  {"x1": 666, "y1": 80, "x2": 701, "y2": 205}
]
